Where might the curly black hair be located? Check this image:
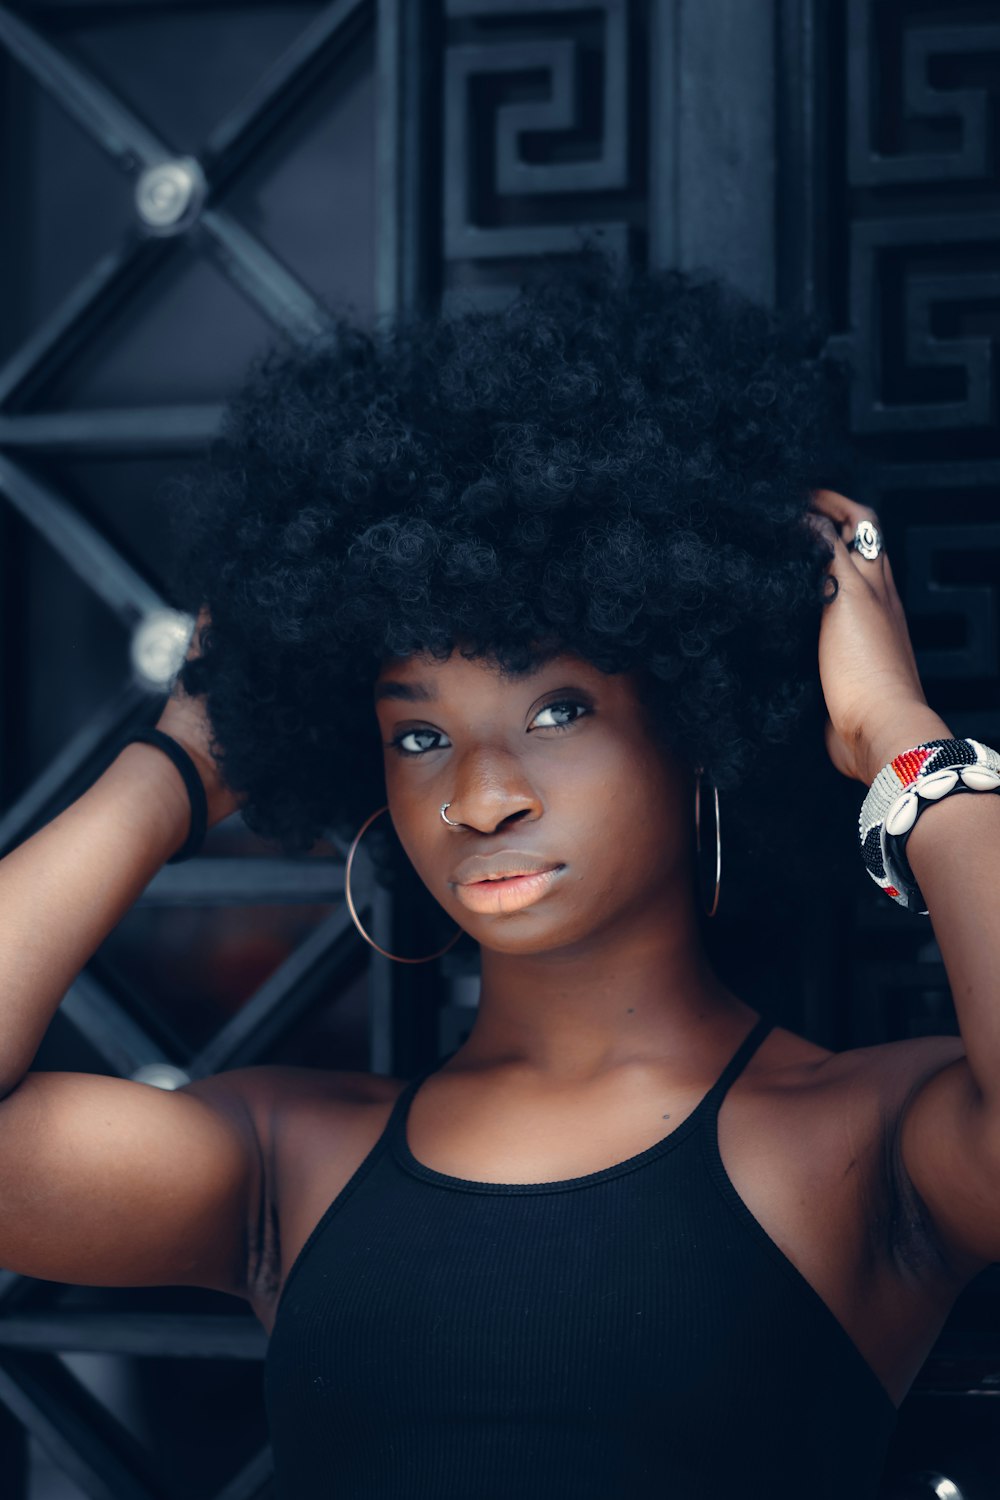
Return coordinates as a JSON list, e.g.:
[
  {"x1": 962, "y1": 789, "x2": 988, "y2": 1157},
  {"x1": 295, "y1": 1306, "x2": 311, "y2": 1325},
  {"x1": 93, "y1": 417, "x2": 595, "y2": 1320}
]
[{"x1": 167, "y1": 248, "x2": 864, "y2": 894}]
